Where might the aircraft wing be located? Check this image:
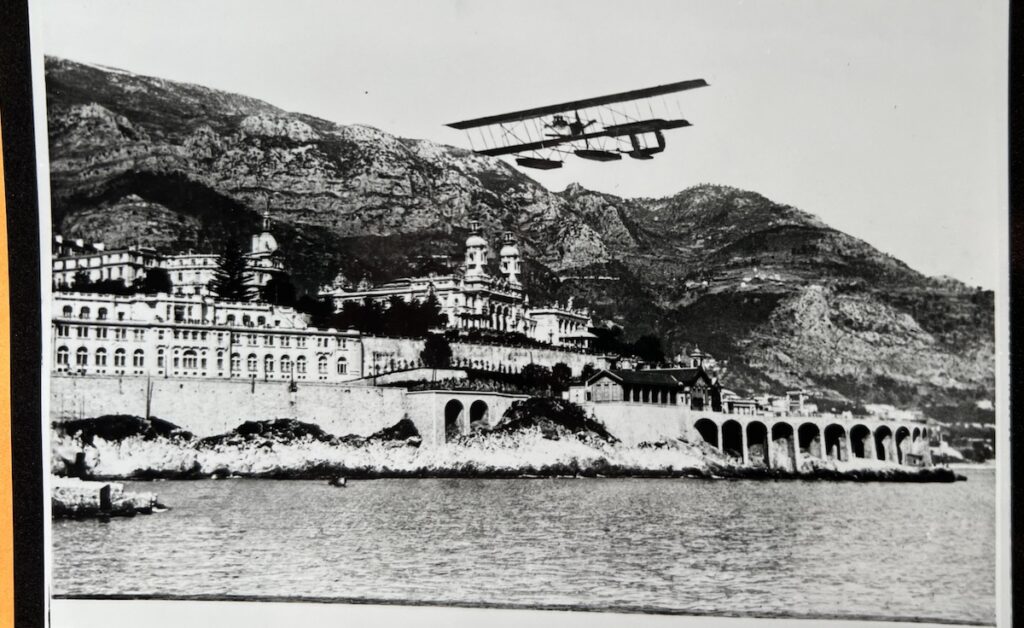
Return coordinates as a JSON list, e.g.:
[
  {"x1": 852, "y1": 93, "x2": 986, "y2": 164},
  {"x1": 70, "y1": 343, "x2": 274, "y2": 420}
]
[{"x1": 446, "y1": 79, "x2": 708, "y2": 130}]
